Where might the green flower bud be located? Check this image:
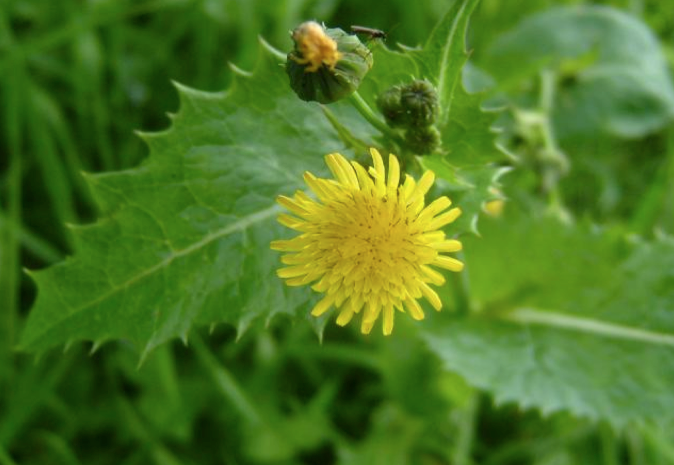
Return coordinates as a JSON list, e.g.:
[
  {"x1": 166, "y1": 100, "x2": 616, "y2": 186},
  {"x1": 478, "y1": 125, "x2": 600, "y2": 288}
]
[
  {"x1": 377, "y1": 79, "x2": 439, "y2": 129},
  {"x1": 405, "y1": 126, "x2": 441, "y2": 155},
  {"x1": 286, "y1": 21, "x2": 373, "y2": 104},
  {"x1": 376, "y1": 85, "x2": 407, "y2": 128},
  {"x1": 399, "y1": 79, "x2": 439, "y2": 127}
]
